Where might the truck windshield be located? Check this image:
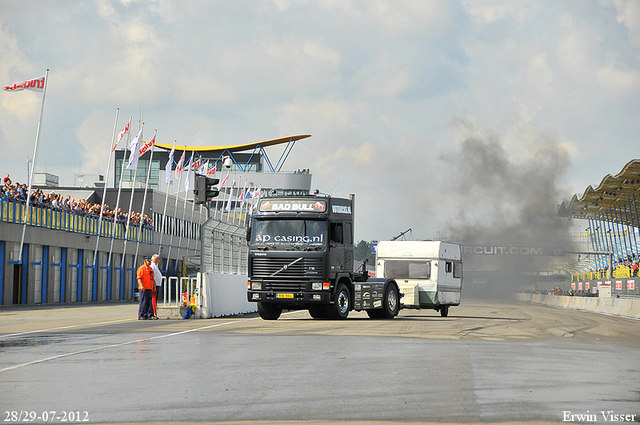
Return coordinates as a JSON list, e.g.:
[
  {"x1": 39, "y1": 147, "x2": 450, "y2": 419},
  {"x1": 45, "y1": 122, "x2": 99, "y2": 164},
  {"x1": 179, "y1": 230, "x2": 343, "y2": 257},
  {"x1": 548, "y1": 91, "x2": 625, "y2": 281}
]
[{"x1": 251, "y1": 219, "x2": 326, "y2": 247}]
